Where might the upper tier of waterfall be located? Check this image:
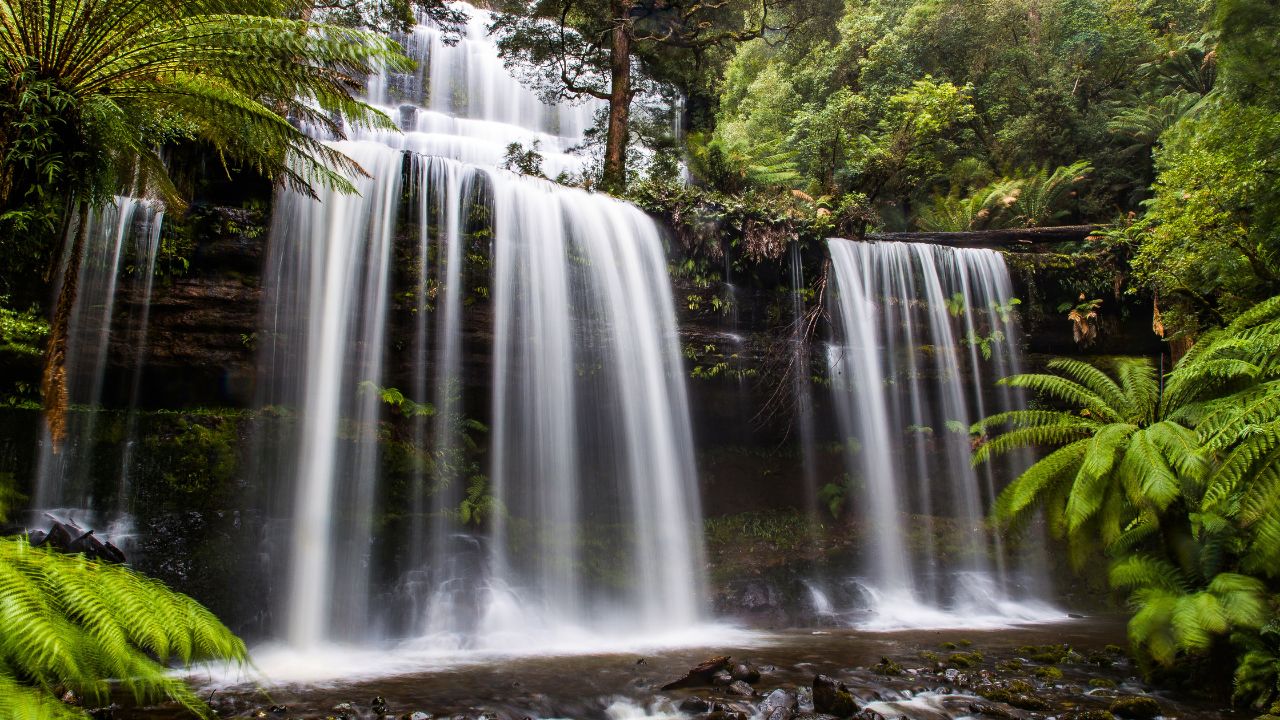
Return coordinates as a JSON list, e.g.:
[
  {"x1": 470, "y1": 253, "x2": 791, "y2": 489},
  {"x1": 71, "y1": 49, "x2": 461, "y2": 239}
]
[{"x1": 254, "y1": 2, "x2": 708, "y2": 658}]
